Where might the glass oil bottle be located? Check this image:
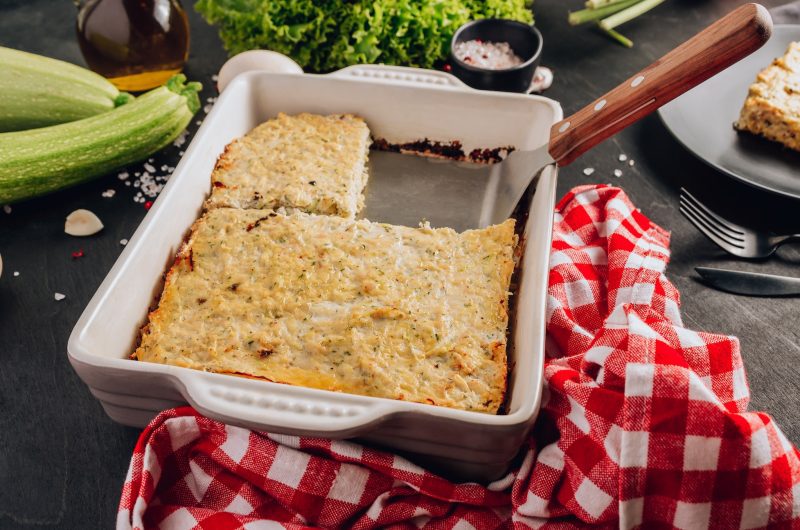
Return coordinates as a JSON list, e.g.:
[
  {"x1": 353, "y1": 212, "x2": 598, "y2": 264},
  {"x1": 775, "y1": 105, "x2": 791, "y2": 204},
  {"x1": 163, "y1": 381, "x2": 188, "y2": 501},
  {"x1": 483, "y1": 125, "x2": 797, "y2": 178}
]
[{"x1": 76, "y1": 0, "x2": 190, "y2": 91}]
